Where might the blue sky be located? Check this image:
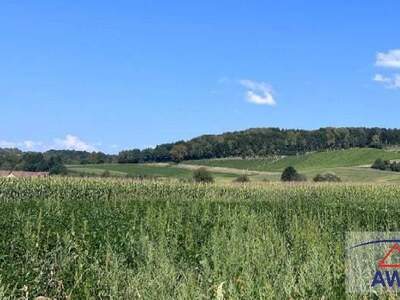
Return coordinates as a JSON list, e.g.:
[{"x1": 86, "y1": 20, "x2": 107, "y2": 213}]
[{"x1": 1, "y1": 1, "x2": 399, "y2": 153}]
